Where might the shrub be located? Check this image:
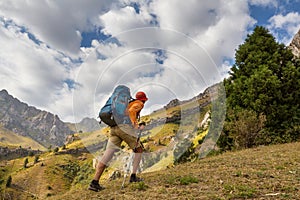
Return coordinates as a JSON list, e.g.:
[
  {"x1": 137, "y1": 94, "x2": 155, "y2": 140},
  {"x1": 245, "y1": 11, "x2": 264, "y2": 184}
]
[
  {"x1": 179, "y1": 175, "x2": 199, "y2": 185},
  {"x1": 23, "y1": 158, "x2": 29, "y2": 168},
  {"x1": 53, "y1": 147, "x2": 59, "y2": 153},
  {"x1": 222, "y1": 109, "x2": 266, "y2": 150},
  {"x1": 131, "y1": 182, "x2": 148, "y2": 191}
]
